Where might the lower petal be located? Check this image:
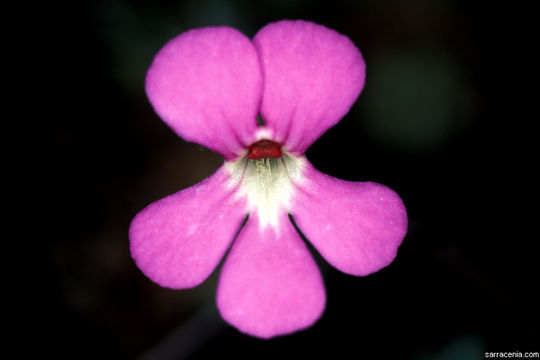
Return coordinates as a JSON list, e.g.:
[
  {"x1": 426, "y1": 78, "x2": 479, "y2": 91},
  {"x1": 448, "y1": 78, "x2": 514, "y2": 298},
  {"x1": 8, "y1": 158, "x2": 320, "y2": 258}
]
[
  {"x1": 291, "y1": 162, "x2": 407, "y2": 276},
  {"x1": 129, "y1": 166, "x2": 247, "y2": 289},
  {"x1": 217, "y1": 213, "x2": 325, "y2": 339}
]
